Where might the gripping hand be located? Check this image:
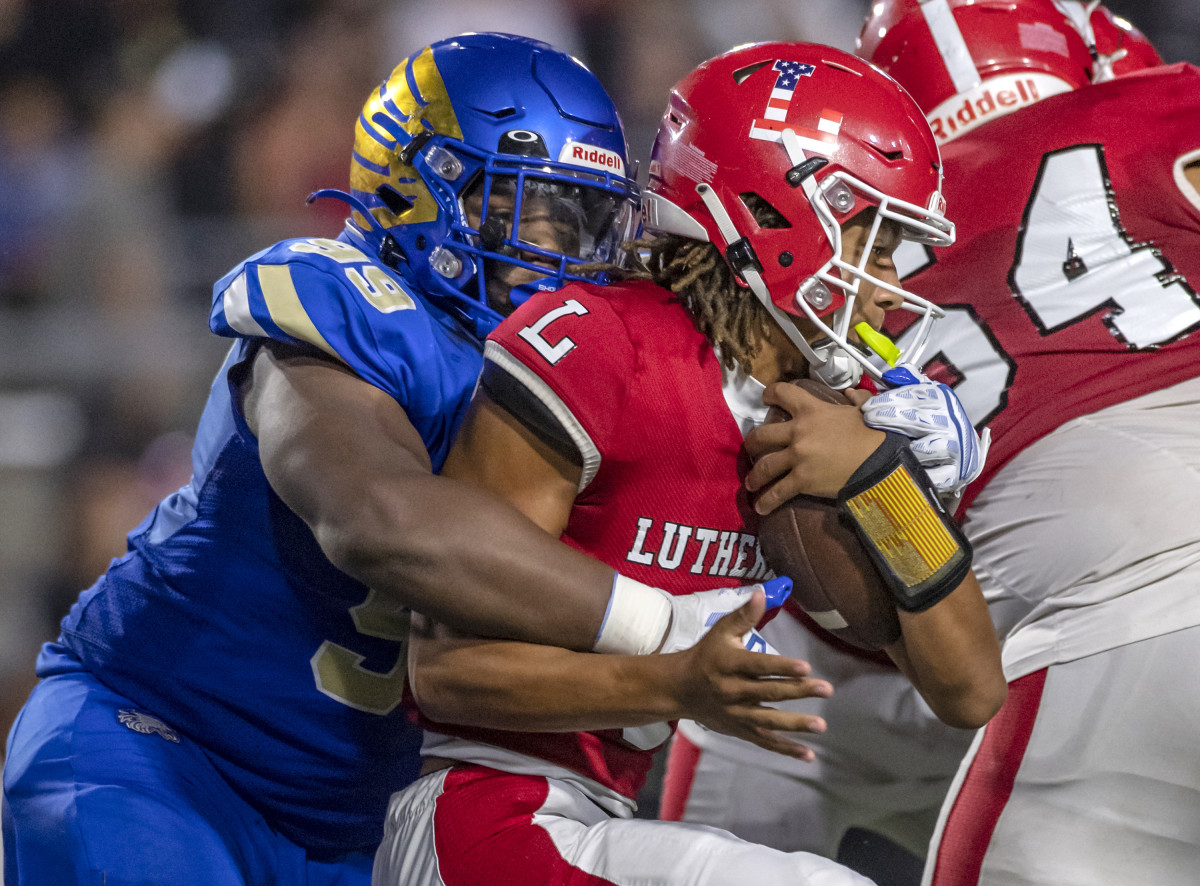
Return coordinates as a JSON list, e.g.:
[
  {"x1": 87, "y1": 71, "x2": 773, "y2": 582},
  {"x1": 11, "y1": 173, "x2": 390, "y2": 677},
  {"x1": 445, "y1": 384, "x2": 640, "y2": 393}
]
[
  {"x1": 860, "y1": 365, "x2": 989, "y2": 508},
  {"x1": 660, "y1": 577, "x2": 792, "y2": 655}
]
